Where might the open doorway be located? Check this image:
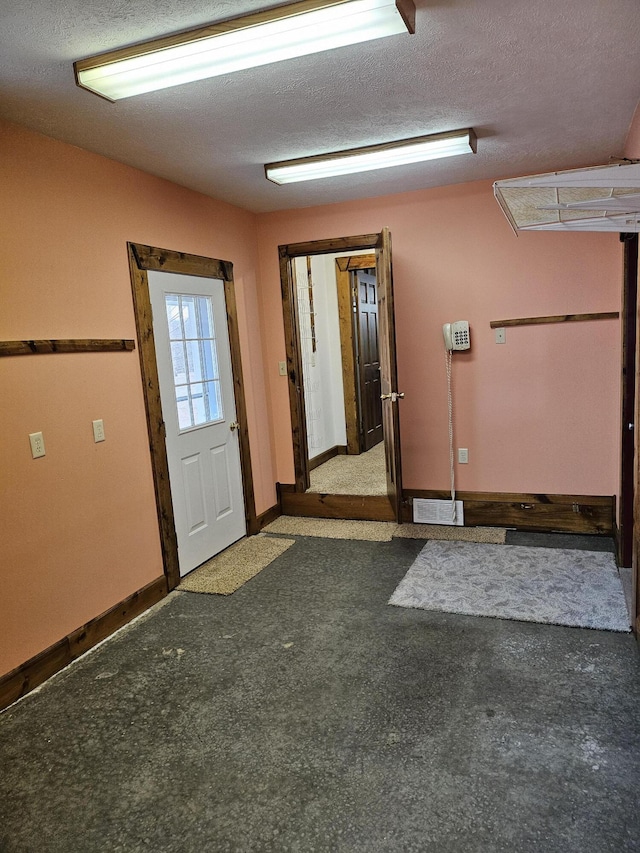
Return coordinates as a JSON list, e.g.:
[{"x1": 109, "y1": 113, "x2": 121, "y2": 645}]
[
  {"x1": 279, "y1": 229, "x2": 403, "y2": 521},
  {"x1": 294, "y1": 251, "x2": 386, "y2": 497}
]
